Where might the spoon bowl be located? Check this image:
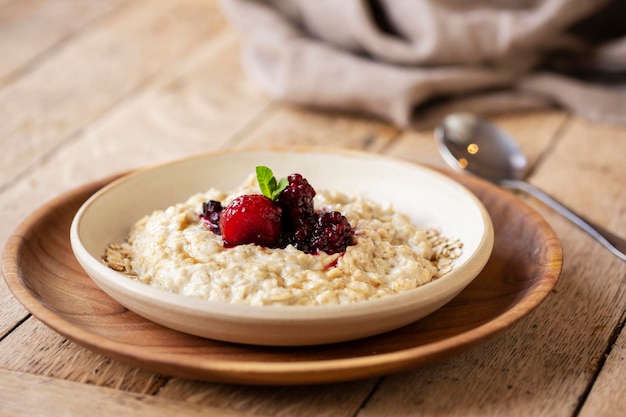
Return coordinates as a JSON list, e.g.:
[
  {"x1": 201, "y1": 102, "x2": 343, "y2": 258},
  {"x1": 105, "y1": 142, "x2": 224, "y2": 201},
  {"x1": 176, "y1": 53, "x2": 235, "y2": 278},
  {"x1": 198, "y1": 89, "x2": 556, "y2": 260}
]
[
  {"x1": 435, "y1": 113, "x2": 528, "y2": 182},
  {"x1": 435, "y1": 113, "x2": 626, "y2": 262}
]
